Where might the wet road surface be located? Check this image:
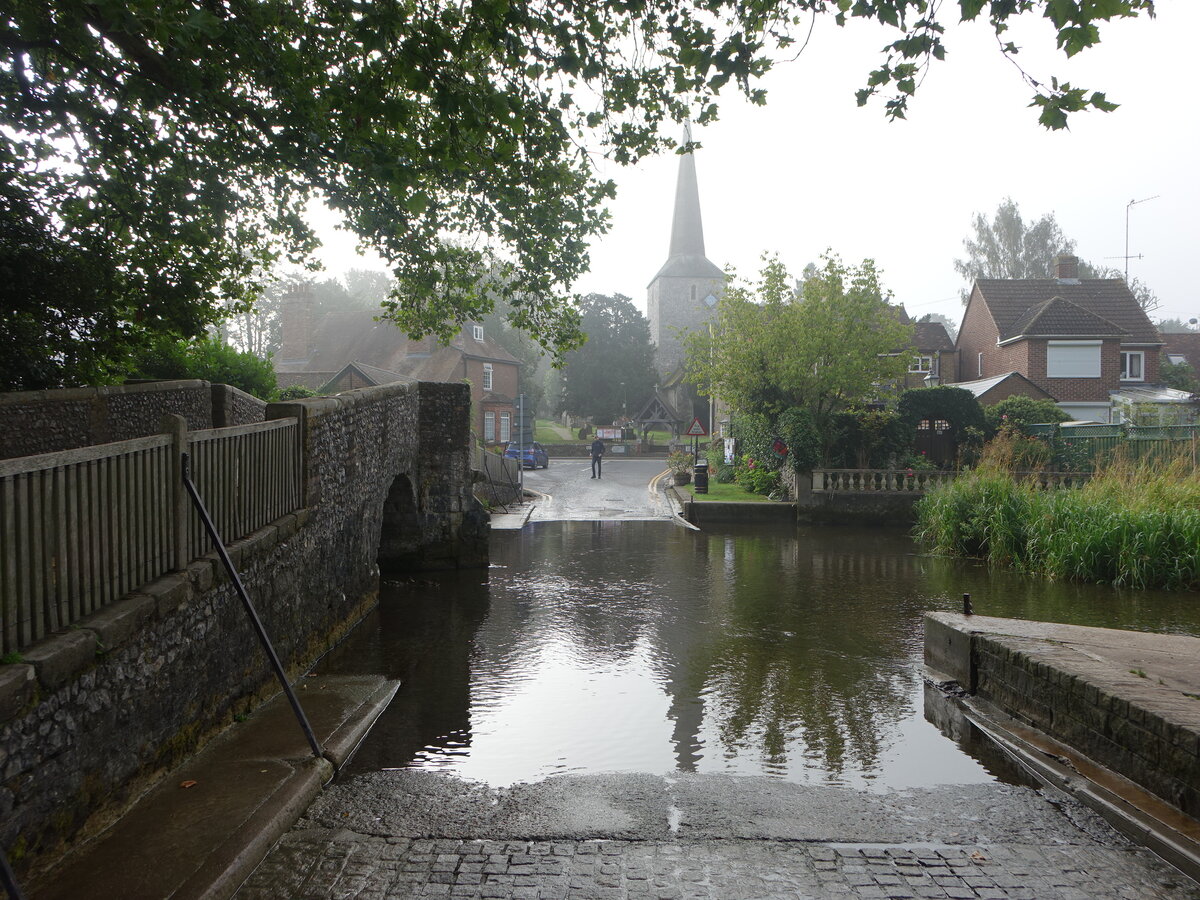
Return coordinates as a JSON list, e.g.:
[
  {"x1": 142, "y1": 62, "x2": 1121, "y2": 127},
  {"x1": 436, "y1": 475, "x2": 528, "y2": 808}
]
[{"x1": 521, "y1": 458, "x2": 673, "y2": 522}]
